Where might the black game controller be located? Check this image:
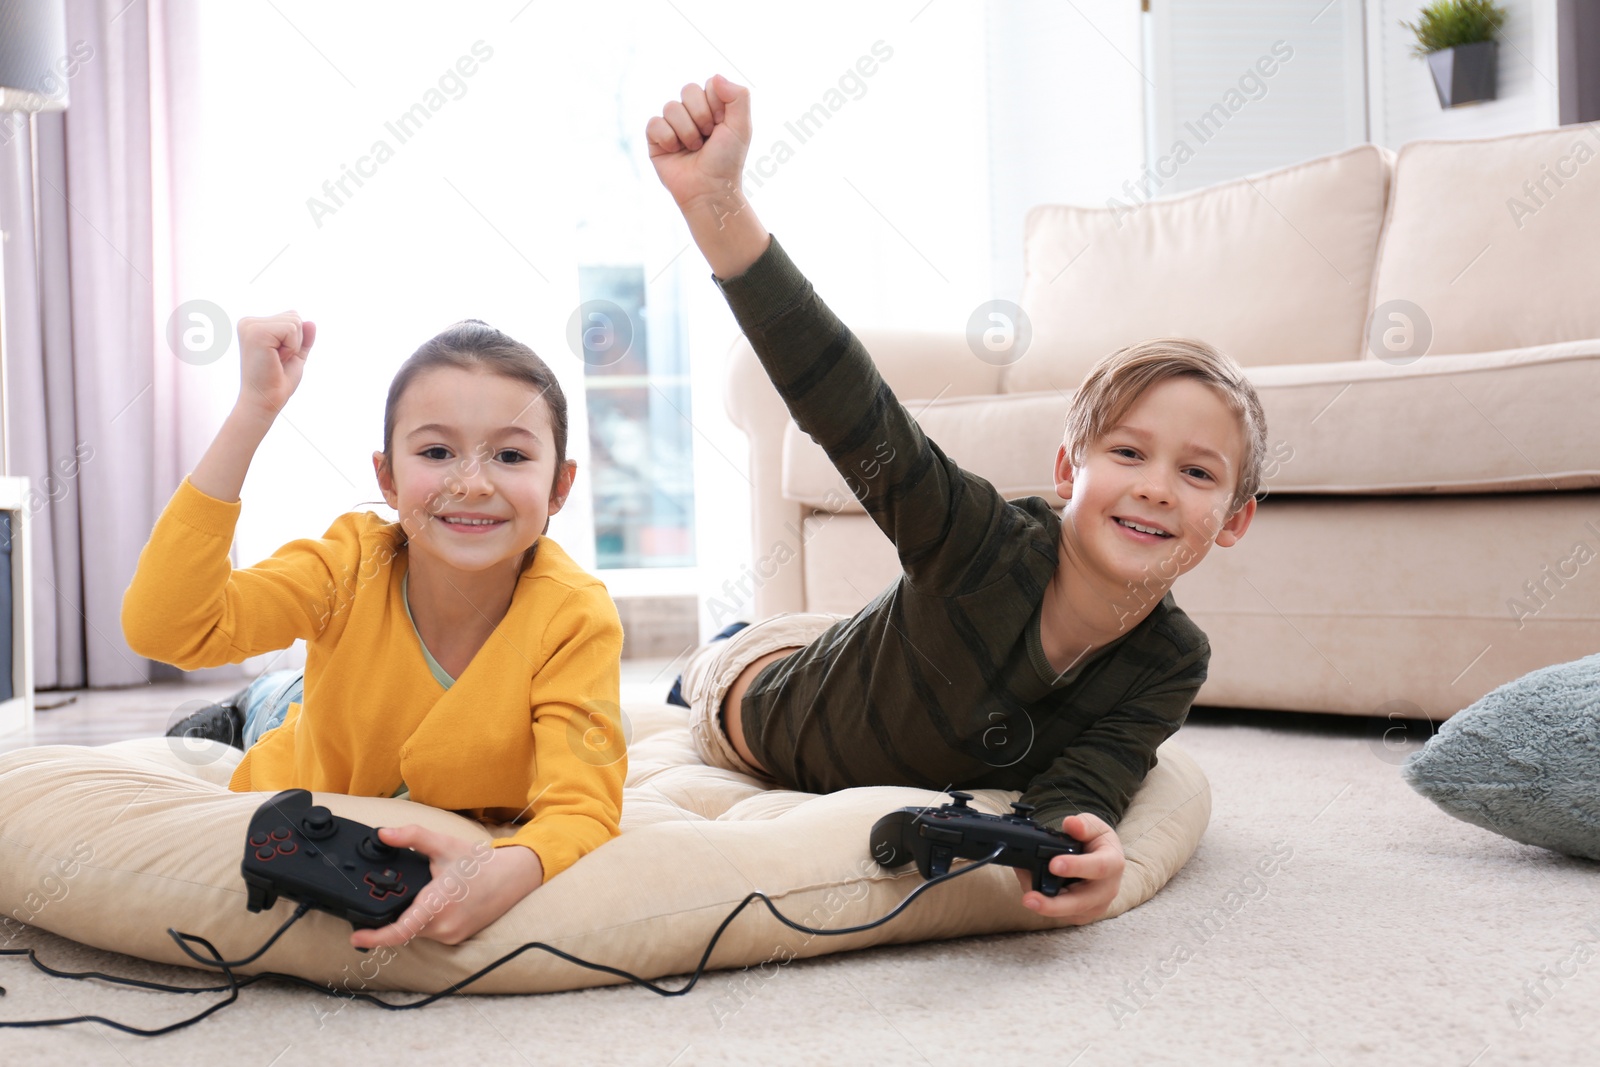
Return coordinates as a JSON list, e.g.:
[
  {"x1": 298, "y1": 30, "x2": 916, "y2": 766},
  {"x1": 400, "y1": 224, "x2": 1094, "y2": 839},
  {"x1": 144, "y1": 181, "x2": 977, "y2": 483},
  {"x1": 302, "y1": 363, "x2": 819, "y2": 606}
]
[
  {"x1": 869, "y1": 791, "x2": 1086, "y2": 897},
  {"x1": 241, "y1": 789, "x2": 433, "y2": 929}
]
